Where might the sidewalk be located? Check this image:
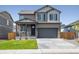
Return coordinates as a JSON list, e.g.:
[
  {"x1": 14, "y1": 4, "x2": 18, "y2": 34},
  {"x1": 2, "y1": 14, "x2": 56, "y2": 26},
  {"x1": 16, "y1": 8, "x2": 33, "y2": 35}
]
[{"x1": 0, "y1": 49, "x2": 79, "y2": 54}]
